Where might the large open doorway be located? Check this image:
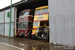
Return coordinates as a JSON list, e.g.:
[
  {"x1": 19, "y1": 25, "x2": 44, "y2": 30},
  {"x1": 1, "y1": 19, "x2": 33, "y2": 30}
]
[{"x1": 15, "y1": 0, "x2": 49, "y2": 42}]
